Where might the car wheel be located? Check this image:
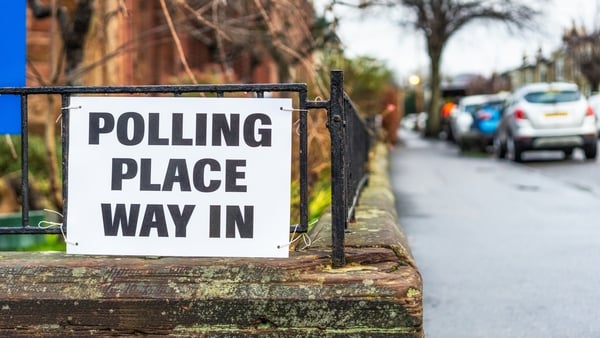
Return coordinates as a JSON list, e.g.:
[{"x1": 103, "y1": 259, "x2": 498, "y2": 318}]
[
  {"x1": 493, "y1": 134, "x2": 506, "y2": 159},
  {"x1": 584, "y1": 142, "x2": 597, "y2": 160},
  {"x1": 507, "y1": 135, "x2": 523, "y2": 163},
  {"x1": 457, "y1": 139, "x2": 468, "y2": 153}
]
